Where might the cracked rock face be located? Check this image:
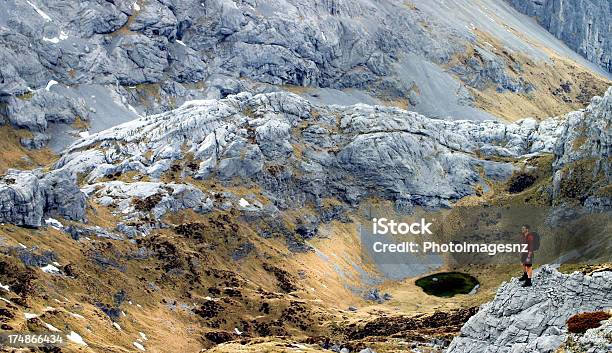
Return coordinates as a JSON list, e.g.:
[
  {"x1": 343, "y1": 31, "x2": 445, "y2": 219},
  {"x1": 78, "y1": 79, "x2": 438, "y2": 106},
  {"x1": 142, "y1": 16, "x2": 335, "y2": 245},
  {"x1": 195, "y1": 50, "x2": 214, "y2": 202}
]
[
  {"x1": 0, "y1": 169, "x2": 86, "y2": 227},
  {"x1": 54, "y1": 88, "x2": 609, "y2": 212},
  {"x1": 551, "y1": 87, "x2": 612, "y2": 210},
  {"x1": 53, "y1": 91, "x2": 566, "y2": 211},
  {"x1": 1, "y1": 87, "x2": 610, "y2": 229},
  {"x1": 447, "y1": 266, "x2": 612, "y2": 353}
]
